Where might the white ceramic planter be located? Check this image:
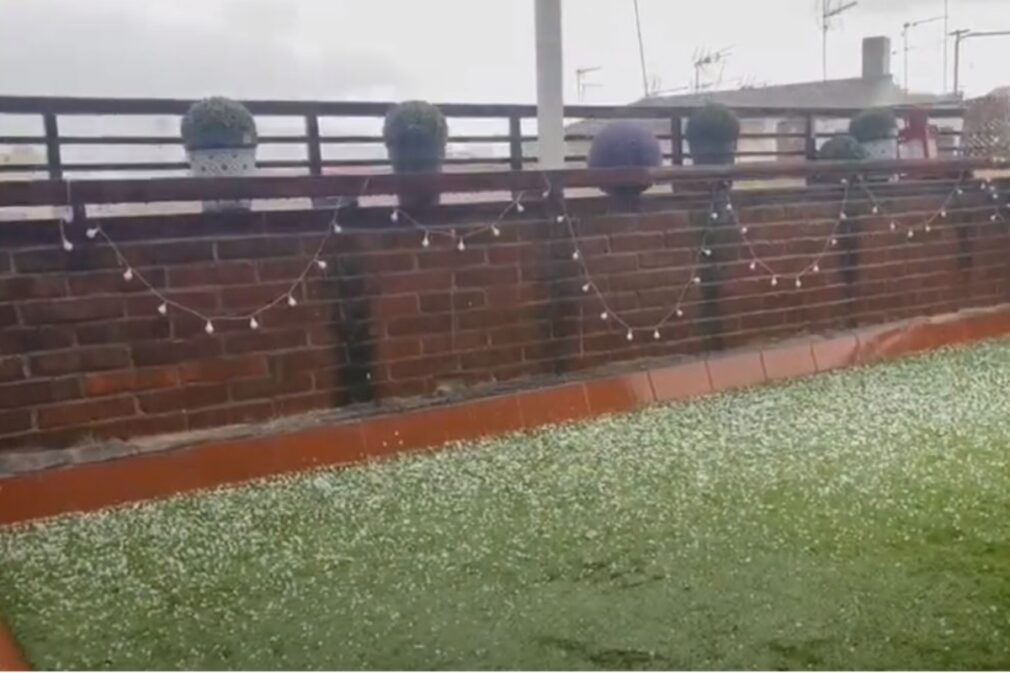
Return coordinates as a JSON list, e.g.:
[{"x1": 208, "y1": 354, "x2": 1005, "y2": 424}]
[{"x1": 187, "y1": 146, "x2": 257, "y2": 211}]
